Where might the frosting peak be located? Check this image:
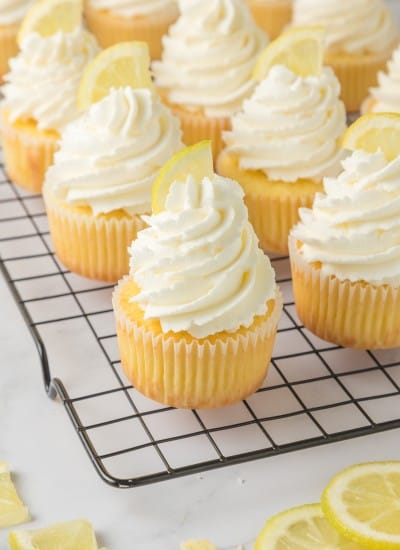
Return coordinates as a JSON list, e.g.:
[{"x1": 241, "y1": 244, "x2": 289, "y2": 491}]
[
  {"x1": 369, "y1": 45, "x2": 400, "y2": 113},
  {"x1": 153, "y1": 0, "x2": 267, "y2": 118},
  {"x1": 0, "y1": 0, "x2": 32, "y2": 25},
  {"x1": 129, "y1": 173, "x2": 277, "y2": 337}
]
